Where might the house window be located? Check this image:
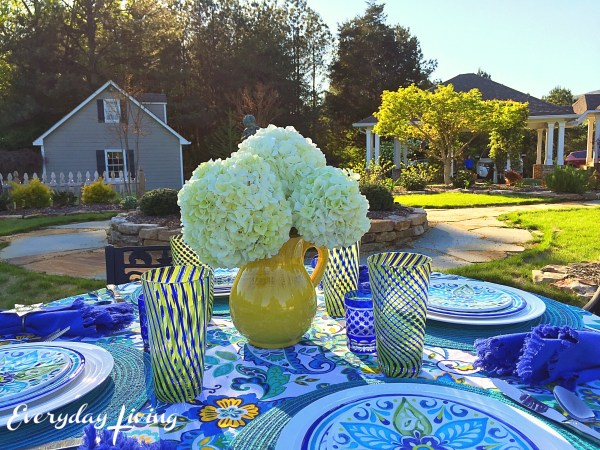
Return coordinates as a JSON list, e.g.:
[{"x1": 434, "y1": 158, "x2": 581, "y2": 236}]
[
  {"x1": 105, "y1": 150, "x2": 127, "y2": 179},
  {"x1": 103, "y1": 99, "x2": 121, "y2": 123}
]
